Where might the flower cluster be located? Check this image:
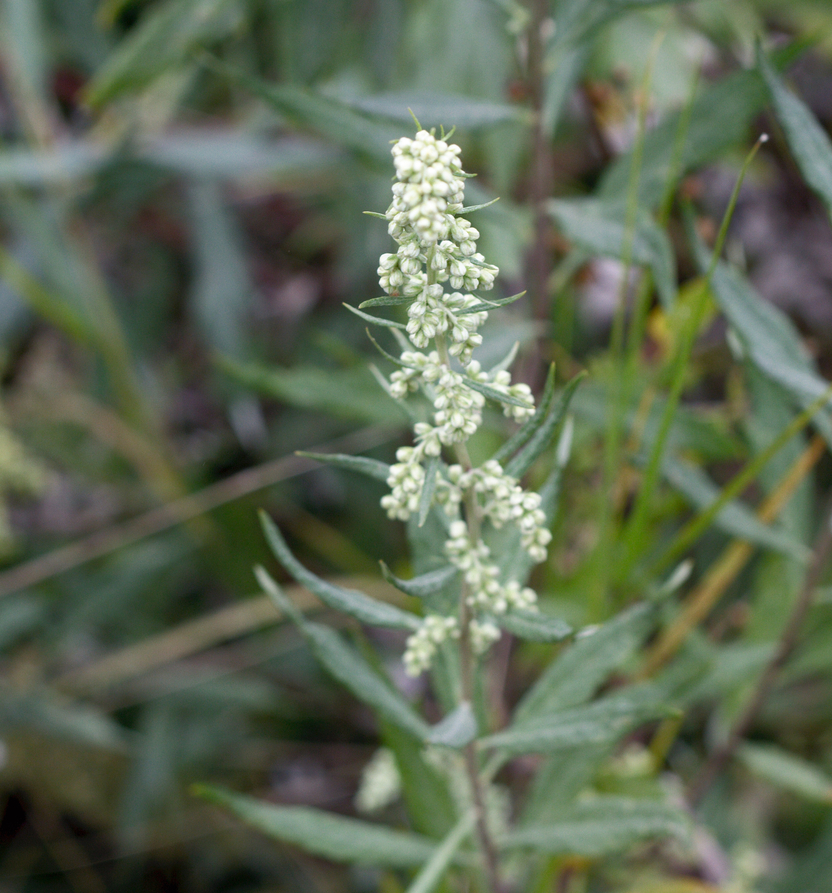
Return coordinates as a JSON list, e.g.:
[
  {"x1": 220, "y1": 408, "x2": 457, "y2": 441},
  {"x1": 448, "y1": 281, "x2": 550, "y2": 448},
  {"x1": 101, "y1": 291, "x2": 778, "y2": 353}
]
[{"x1": 372, "y1": 129, "x2": 551, "y2": 677}]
